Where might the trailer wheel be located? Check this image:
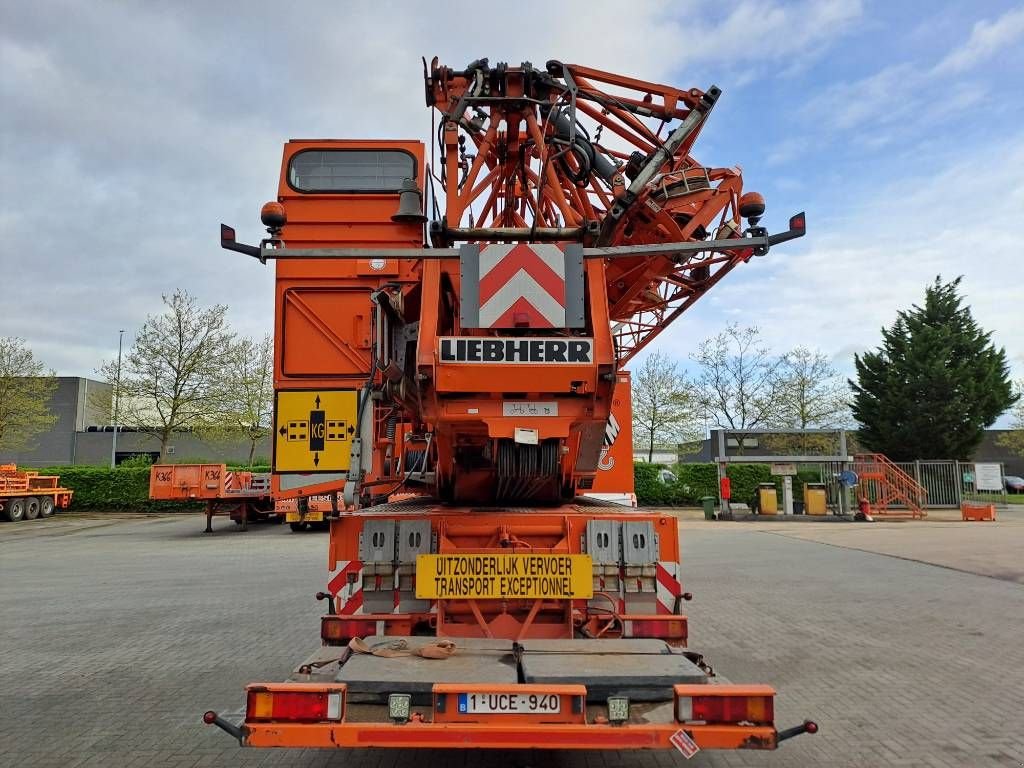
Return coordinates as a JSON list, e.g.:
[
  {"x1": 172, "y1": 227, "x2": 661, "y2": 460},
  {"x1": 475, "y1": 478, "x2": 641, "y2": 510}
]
[
  {"x1": 289, "y1": 522, "x2": 308, "y2": 532},
  {"x1": 39, "y1": 497, "x2": 55, "y2": 517},
  {"x1": 3, "y1": 497, "x2": 26, "y2": 522},
  {"x1": 24, "y1": 496, "x2": 41, "y2": 520}
]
